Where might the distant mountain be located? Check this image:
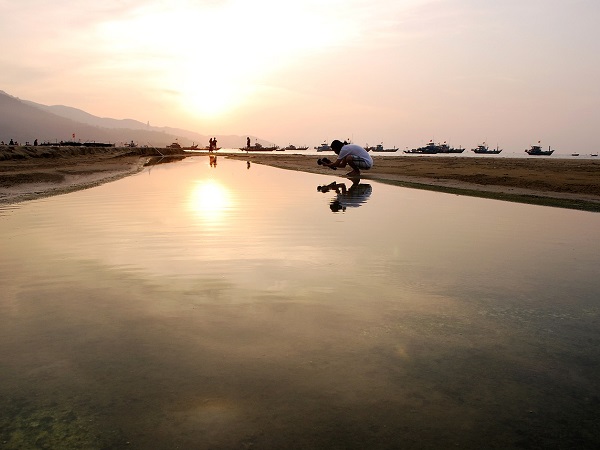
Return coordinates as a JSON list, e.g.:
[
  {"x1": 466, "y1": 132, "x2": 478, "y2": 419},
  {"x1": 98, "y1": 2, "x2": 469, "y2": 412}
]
[
  {"x1": 1, "y1": 91, "x2": 269, "y2": 148},
  {"x1": 23, "y1": 102, "x2": 151, "y2": 131}
]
